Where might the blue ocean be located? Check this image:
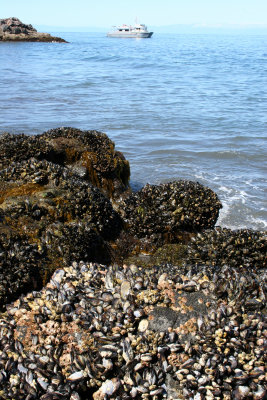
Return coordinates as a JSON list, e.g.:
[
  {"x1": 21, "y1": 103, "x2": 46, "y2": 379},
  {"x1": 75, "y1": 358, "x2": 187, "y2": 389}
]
[{"x1": 0, "y1": 32, "x2": 266, "y2": 230}]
